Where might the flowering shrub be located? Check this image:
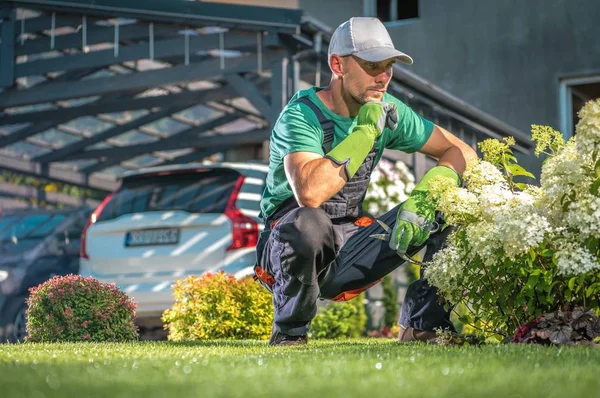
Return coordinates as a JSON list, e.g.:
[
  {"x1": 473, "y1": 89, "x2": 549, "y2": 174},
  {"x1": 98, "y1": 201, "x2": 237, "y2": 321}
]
[
  {"x1": 162, "y1": 271, "x2": 273, "y2": 341},
  {"x1": 310, "y1": 294, "x2": 367, "y2": 339},
  {"x1": 424, "y1": 99, "x2": 600, "y2": 342},
  {"x1": 364, "y1": 158, "x2": 414, "y2": 216},
  {"x1": 26, "y1": 274, "x2": 138, "y2": 342}
]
